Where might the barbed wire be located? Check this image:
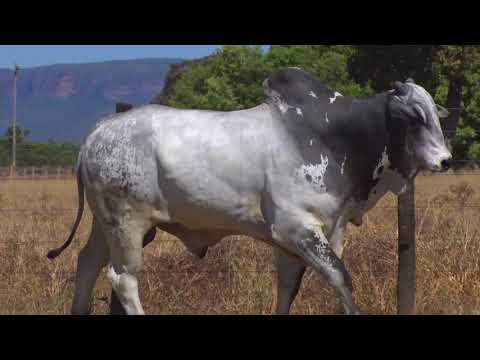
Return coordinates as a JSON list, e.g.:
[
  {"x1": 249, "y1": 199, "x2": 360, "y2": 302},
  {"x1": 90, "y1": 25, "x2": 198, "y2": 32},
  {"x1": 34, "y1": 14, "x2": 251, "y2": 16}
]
[
  {"x1": 0, "y1": 159, "x2": 479, "y2": 217},
  {"x1": 0, "y1": 202, "x2": 479, "y2": 214},
  {"x1": 0, "y1": 269, "x2": 315, "y2": 278}
]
